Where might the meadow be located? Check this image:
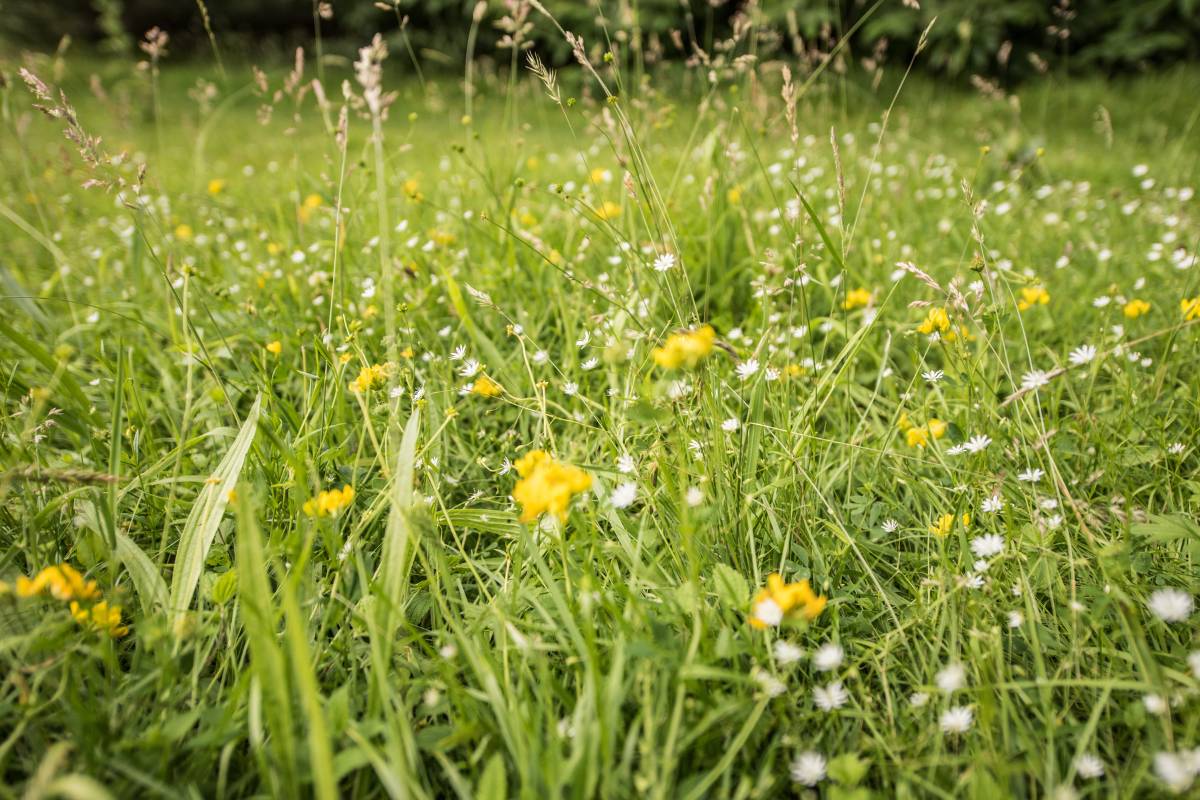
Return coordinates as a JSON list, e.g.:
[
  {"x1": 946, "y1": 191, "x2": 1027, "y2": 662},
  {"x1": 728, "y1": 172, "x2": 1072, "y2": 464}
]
[{"x1": 1, "y1": 26, "x2": 1200, "y2": 799}]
